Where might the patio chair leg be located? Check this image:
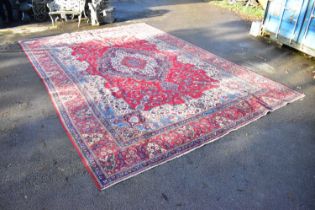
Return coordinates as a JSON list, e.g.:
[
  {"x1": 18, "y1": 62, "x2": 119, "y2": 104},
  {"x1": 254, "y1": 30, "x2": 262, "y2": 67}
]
[
  {"x1": 62, "y1": 13, "x2": 68, "y2": 22},
  {"x1": 78, "y1": 14, "x2": 82, "y2": 28},
  {"x1": 49, "y1": 15, "x2": 55, "y2": 26}
]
